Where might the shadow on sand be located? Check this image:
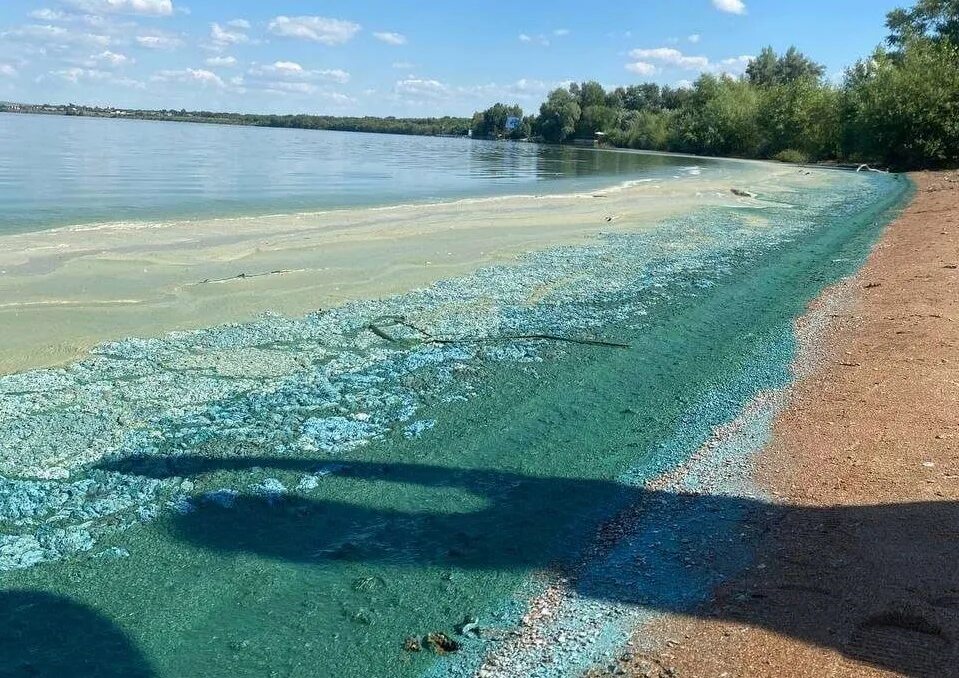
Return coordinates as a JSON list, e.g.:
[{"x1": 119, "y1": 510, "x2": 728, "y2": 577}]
[
  {"x1": 0, "y1": 590, "x2": 154, "y2": 678},
  {"x1": 100, "y1": 454, "x2": 959, "y2": 677}
]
